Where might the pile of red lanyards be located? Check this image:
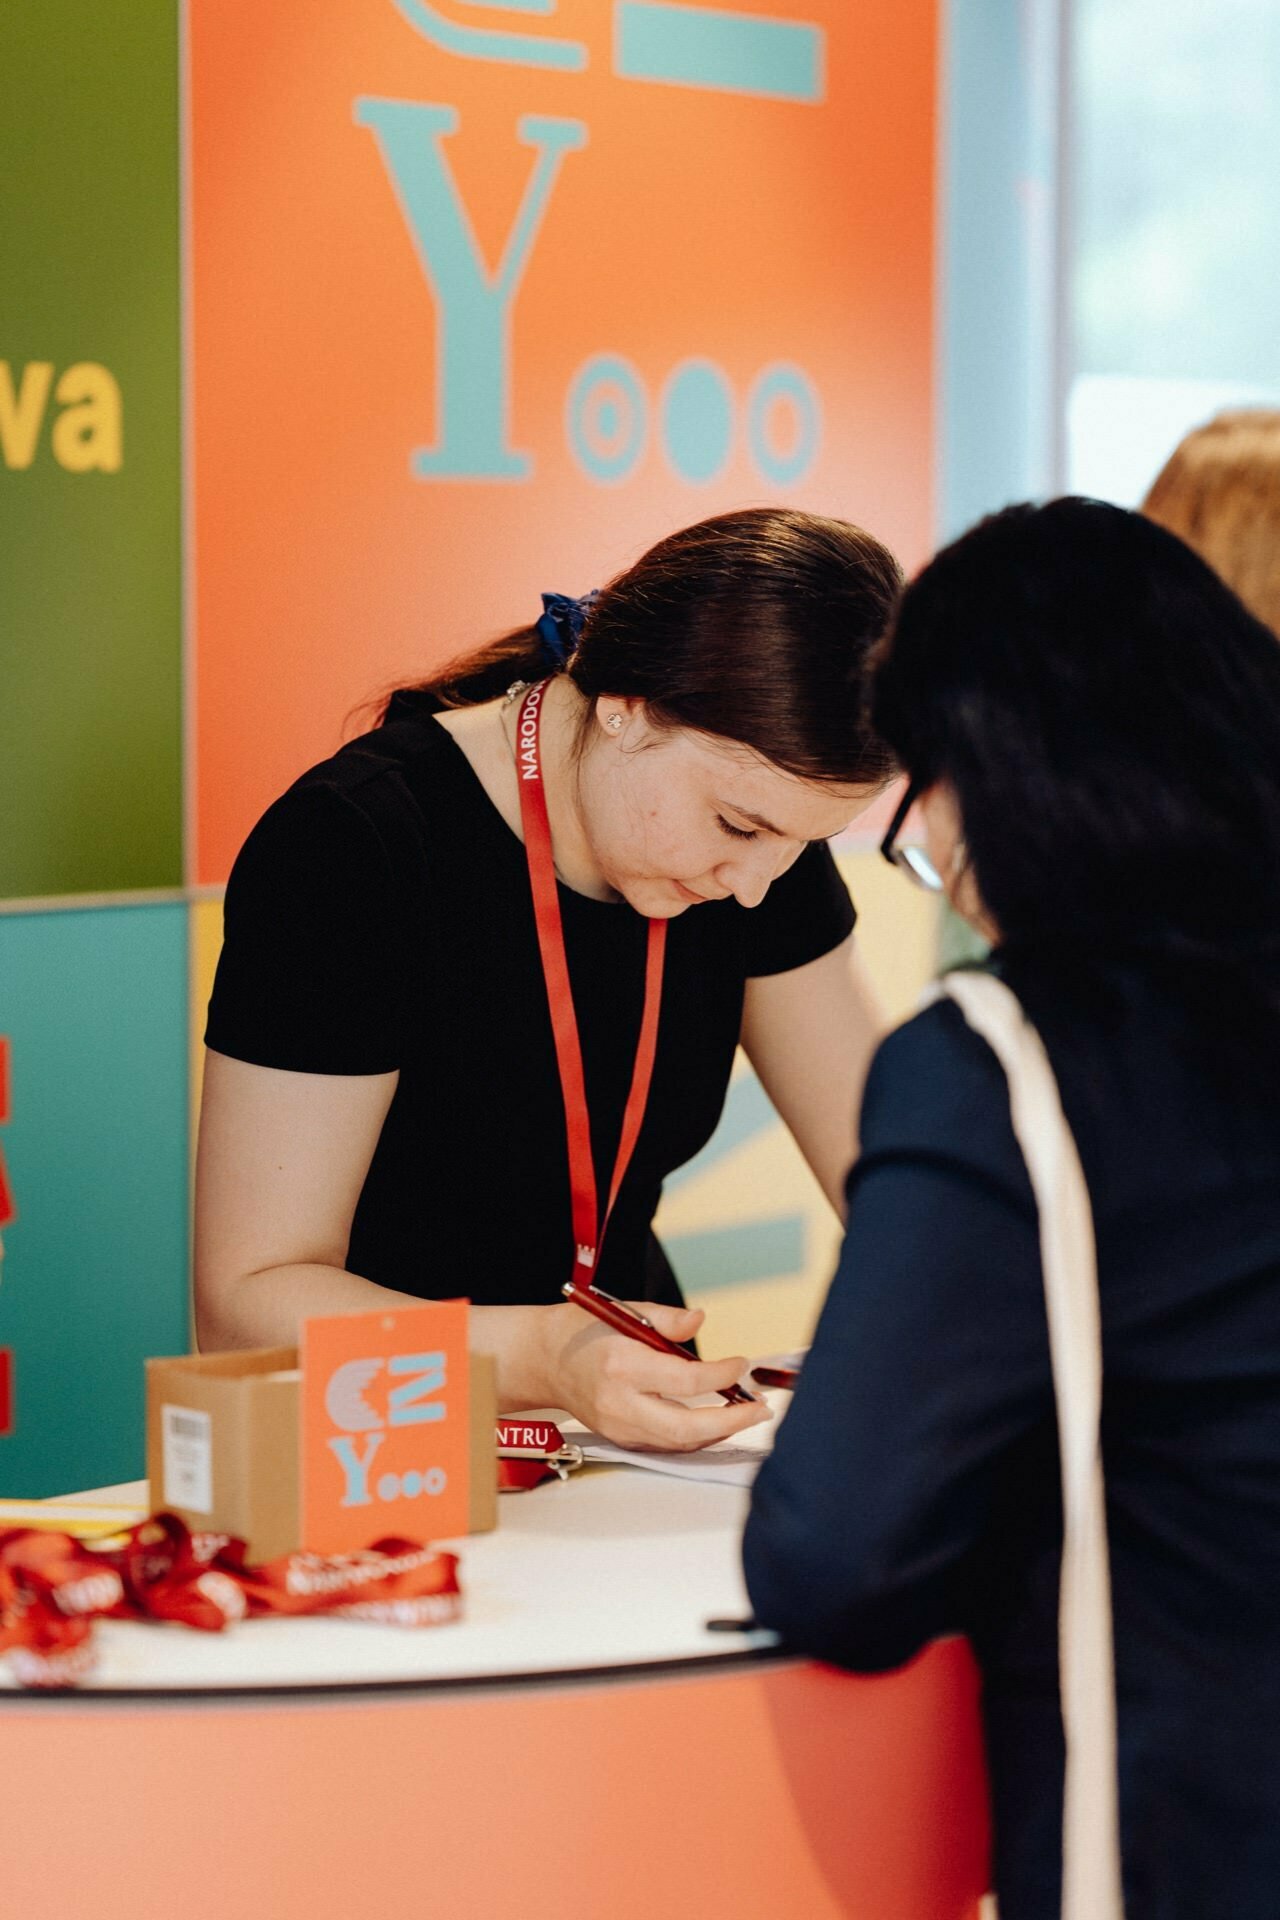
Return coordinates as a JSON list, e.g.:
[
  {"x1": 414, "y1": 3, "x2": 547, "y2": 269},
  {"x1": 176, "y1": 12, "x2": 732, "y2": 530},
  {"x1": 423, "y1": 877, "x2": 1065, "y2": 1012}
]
[{"x1": 0, "y1": 1511, "x2": 462, "y2": 1689}]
